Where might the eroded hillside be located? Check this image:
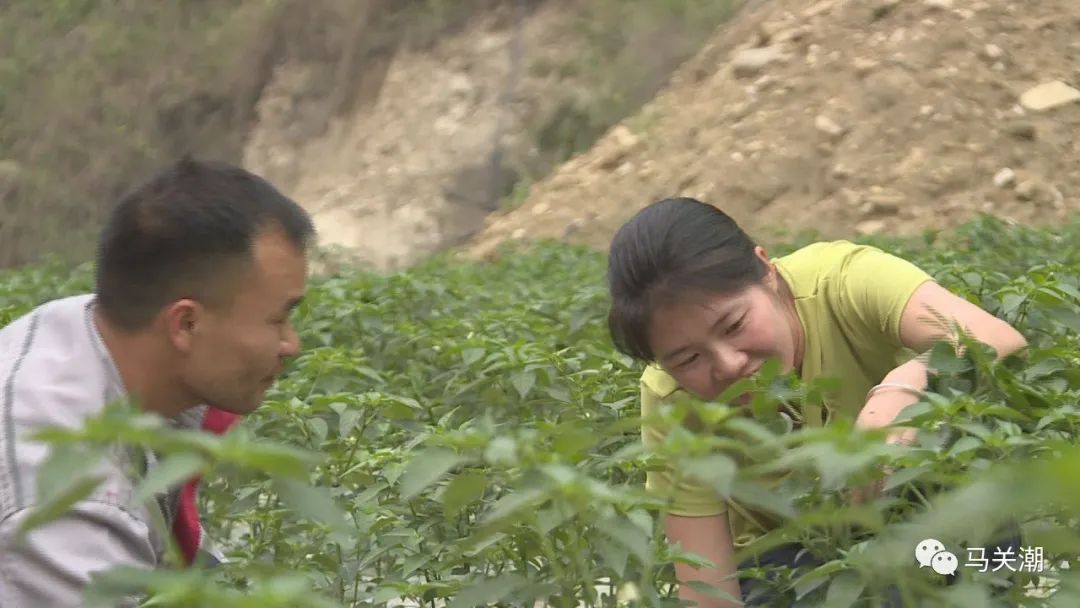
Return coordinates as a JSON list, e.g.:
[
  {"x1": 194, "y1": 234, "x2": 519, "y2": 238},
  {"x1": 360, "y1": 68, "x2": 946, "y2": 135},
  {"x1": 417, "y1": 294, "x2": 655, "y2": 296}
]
[{"x1": 466, "y1": 0, "x2": 1080, "y2": 260}]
